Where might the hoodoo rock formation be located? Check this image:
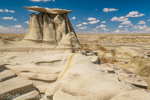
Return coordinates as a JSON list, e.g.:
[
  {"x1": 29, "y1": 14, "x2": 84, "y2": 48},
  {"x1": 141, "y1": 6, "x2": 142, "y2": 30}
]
[
  {"x1": 0, "y1": 6, "x2": 83, "y2": 54},
  {"x1": 23, "y1": 6, "x2": 82, "y2": 53}
]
